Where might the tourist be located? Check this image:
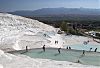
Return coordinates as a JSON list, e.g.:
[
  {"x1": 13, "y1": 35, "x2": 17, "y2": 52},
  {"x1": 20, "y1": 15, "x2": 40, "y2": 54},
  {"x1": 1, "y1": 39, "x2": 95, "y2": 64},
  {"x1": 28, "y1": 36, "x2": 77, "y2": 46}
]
[
  {"x1": 69, "y1": 47, "x2": 71, "y2": 49},
  {"x1": 82, "y1": 50, "x2": 85, "y2": 55},
  {"x1": 55, "y1": 41, "x2": 56, "y2": 44},
  {"x1": 94, "y1": 48, "x2": 97, "y2": 52},
  {"x1": 55, "y1": 40, "x2": 58, "y2": 44},
  {"x1": 26, "y1": 46, "x2": 28, "y2": 52},
  {"x1": 58, "y1": 48, "x2": 61, "y2": 54},
  {"x1": 89, "y1": 48, "x2": 92, "y2": 51},
  {"x1": 77, "y1": 60, "x2": 80, "y2": 63},
  {"x1": 43, "y1": 45, "x2": 45, "y2": 52},
  {"x1": 44, "y1": 34, "x2": 46, "y2": 37},
  {"x1": 66, "y1": 46, "x2": 68, "y2": 49}
]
